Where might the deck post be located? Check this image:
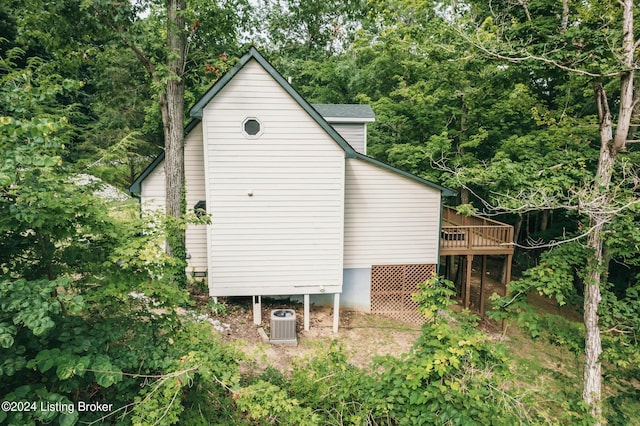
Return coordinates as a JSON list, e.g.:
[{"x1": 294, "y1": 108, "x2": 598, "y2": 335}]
[
  {"x1": 455, "y1": 256, "x2": 463, "y2": 297},
  {"x1": 252, "y1": 295, "x2": 261, "y2": 325},
  {"x1": 447, "y1": 256, "x2": 456, "y2": 281},
  {"x1": 332, "y1": 293, "x2": 340, "y2": 333},
  {"x1": 502, "y1": 254, "x2": 513, "y2": 289},
  {"x1": 303, "y1": 294, "x2": 310, "y2": 331},
  {"x1": 480, "y1": 255, "x2": 487, "y2": 316},
  {"x1": 465, "y1": 255, "x2": 473, "y2": 309},
  {"x1": 501, "y1": 255, "x2": 513, "y2": 334}
]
